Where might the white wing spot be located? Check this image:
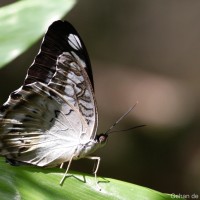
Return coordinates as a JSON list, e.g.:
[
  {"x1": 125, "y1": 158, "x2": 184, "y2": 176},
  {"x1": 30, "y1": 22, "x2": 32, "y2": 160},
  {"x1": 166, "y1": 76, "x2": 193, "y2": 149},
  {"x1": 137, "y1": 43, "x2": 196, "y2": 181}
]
[{"x1": 68, "y1": 34, "x2": 82, "y2": 50}]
